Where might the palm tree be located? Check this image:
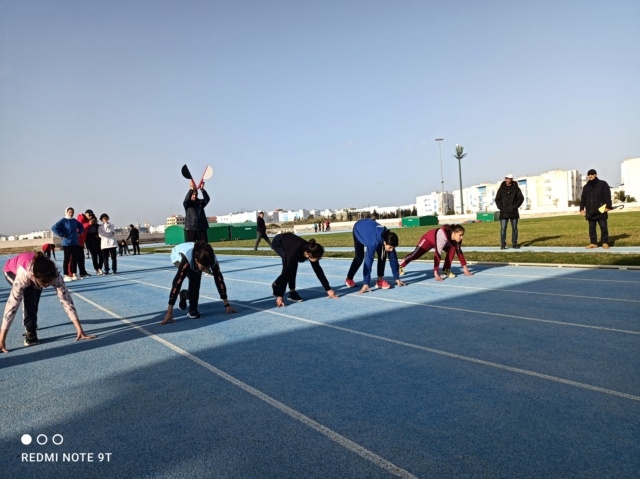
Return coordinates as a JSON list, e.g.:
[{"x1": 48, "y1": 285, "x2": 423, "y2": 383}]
[{"x1": 453, "y1": 144, "x2": 467, "y2": 214}]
